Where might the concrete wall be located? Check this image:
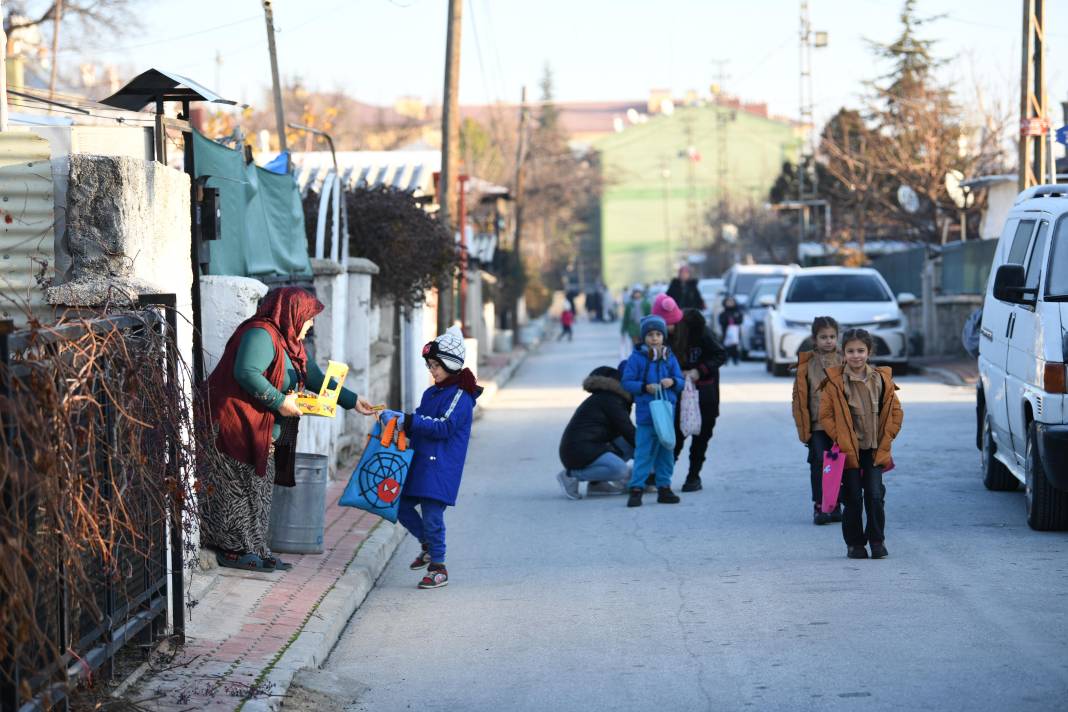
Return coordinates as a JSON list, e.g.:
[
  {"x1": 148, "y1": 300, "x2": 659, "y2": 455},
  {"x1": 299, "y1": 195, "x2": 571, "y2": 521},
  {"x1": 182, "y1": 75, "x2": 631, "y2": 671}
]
[
  {"x1": 200, "y1": 275, "x2": 269, "y2": 376},
  {"x1": 902, "y1": 294, "x2": 983, "y2": 358}
]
